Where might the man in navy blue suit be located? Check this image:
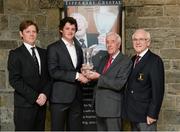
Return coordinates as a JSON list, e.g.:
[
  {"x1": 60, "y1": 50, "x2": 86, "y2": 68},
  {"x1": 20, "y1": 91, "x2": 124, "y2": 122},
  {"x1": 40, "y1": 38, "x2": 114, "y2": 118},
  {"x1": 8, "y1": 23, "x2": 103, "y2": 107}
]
[{"x1": 123, "y1": 29, "x2": 165, "y2": 131}]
